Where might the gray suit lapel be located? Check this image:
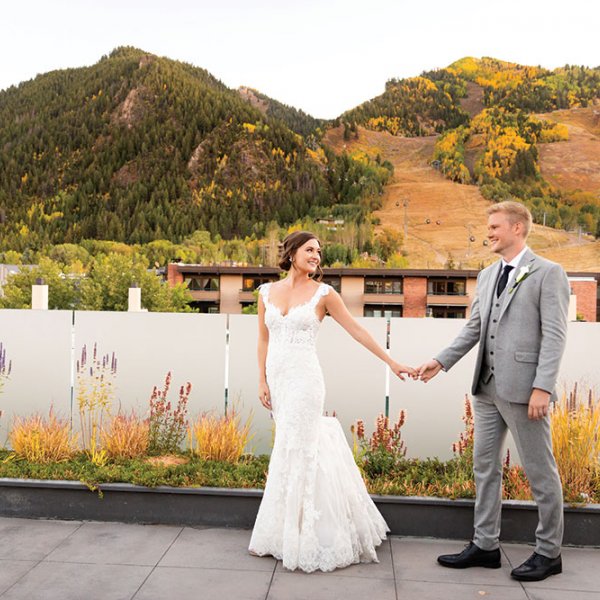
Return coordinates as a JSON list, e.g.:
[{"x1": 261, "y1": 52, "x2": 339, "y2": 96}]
[
  {"x1": 499, "y1": 250, "x2": 536, "y2": 321},
  {"x1": 480, "y1": 261, "x2": 502, "y2": 328}
]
